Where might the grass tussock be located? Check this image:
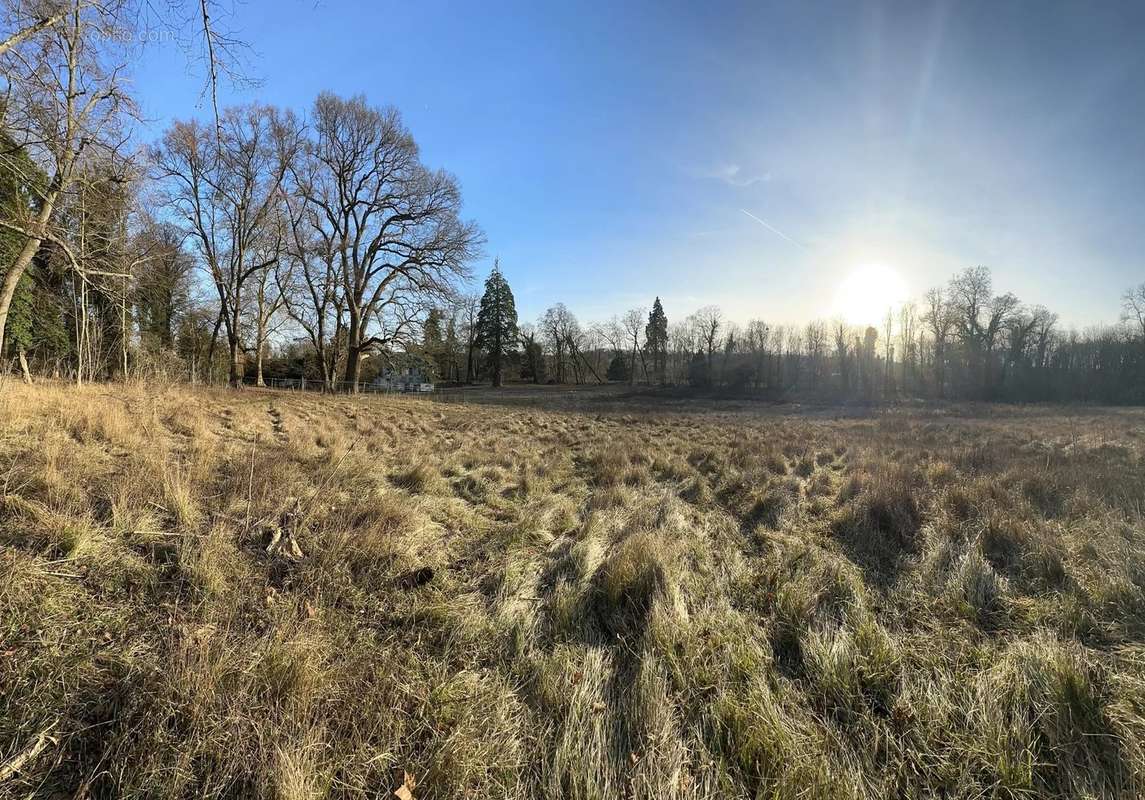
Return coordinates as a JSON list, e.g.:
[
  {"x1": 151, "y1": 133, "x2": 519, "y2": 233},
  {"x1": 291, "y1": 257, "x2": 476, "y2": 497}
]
[
  {"x1": 1, "y1": 383, "x2": 1143, "y2": 798},
  {"x1": 832, "y1": 463, "x2": 925, "y2": 582}
]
